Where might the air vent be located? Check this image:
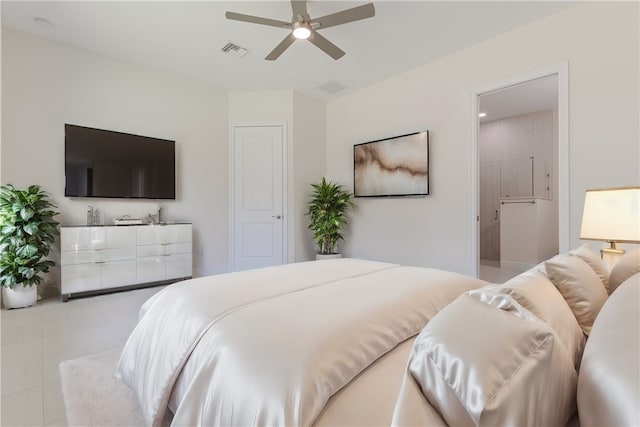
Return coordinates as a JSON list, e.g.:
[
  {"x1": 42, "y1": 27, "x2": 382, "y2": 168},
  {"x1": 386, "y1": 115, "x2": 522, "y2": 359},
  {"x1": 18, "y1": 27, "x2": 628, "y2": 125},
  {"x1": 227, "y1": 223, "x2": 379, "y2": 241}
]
[
  {"x1": 318, "y1": 81, "x2": 346, "y2": 94},
  {"x1": 221, "y1": 42, "x2": 248, "y2": 58}
]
